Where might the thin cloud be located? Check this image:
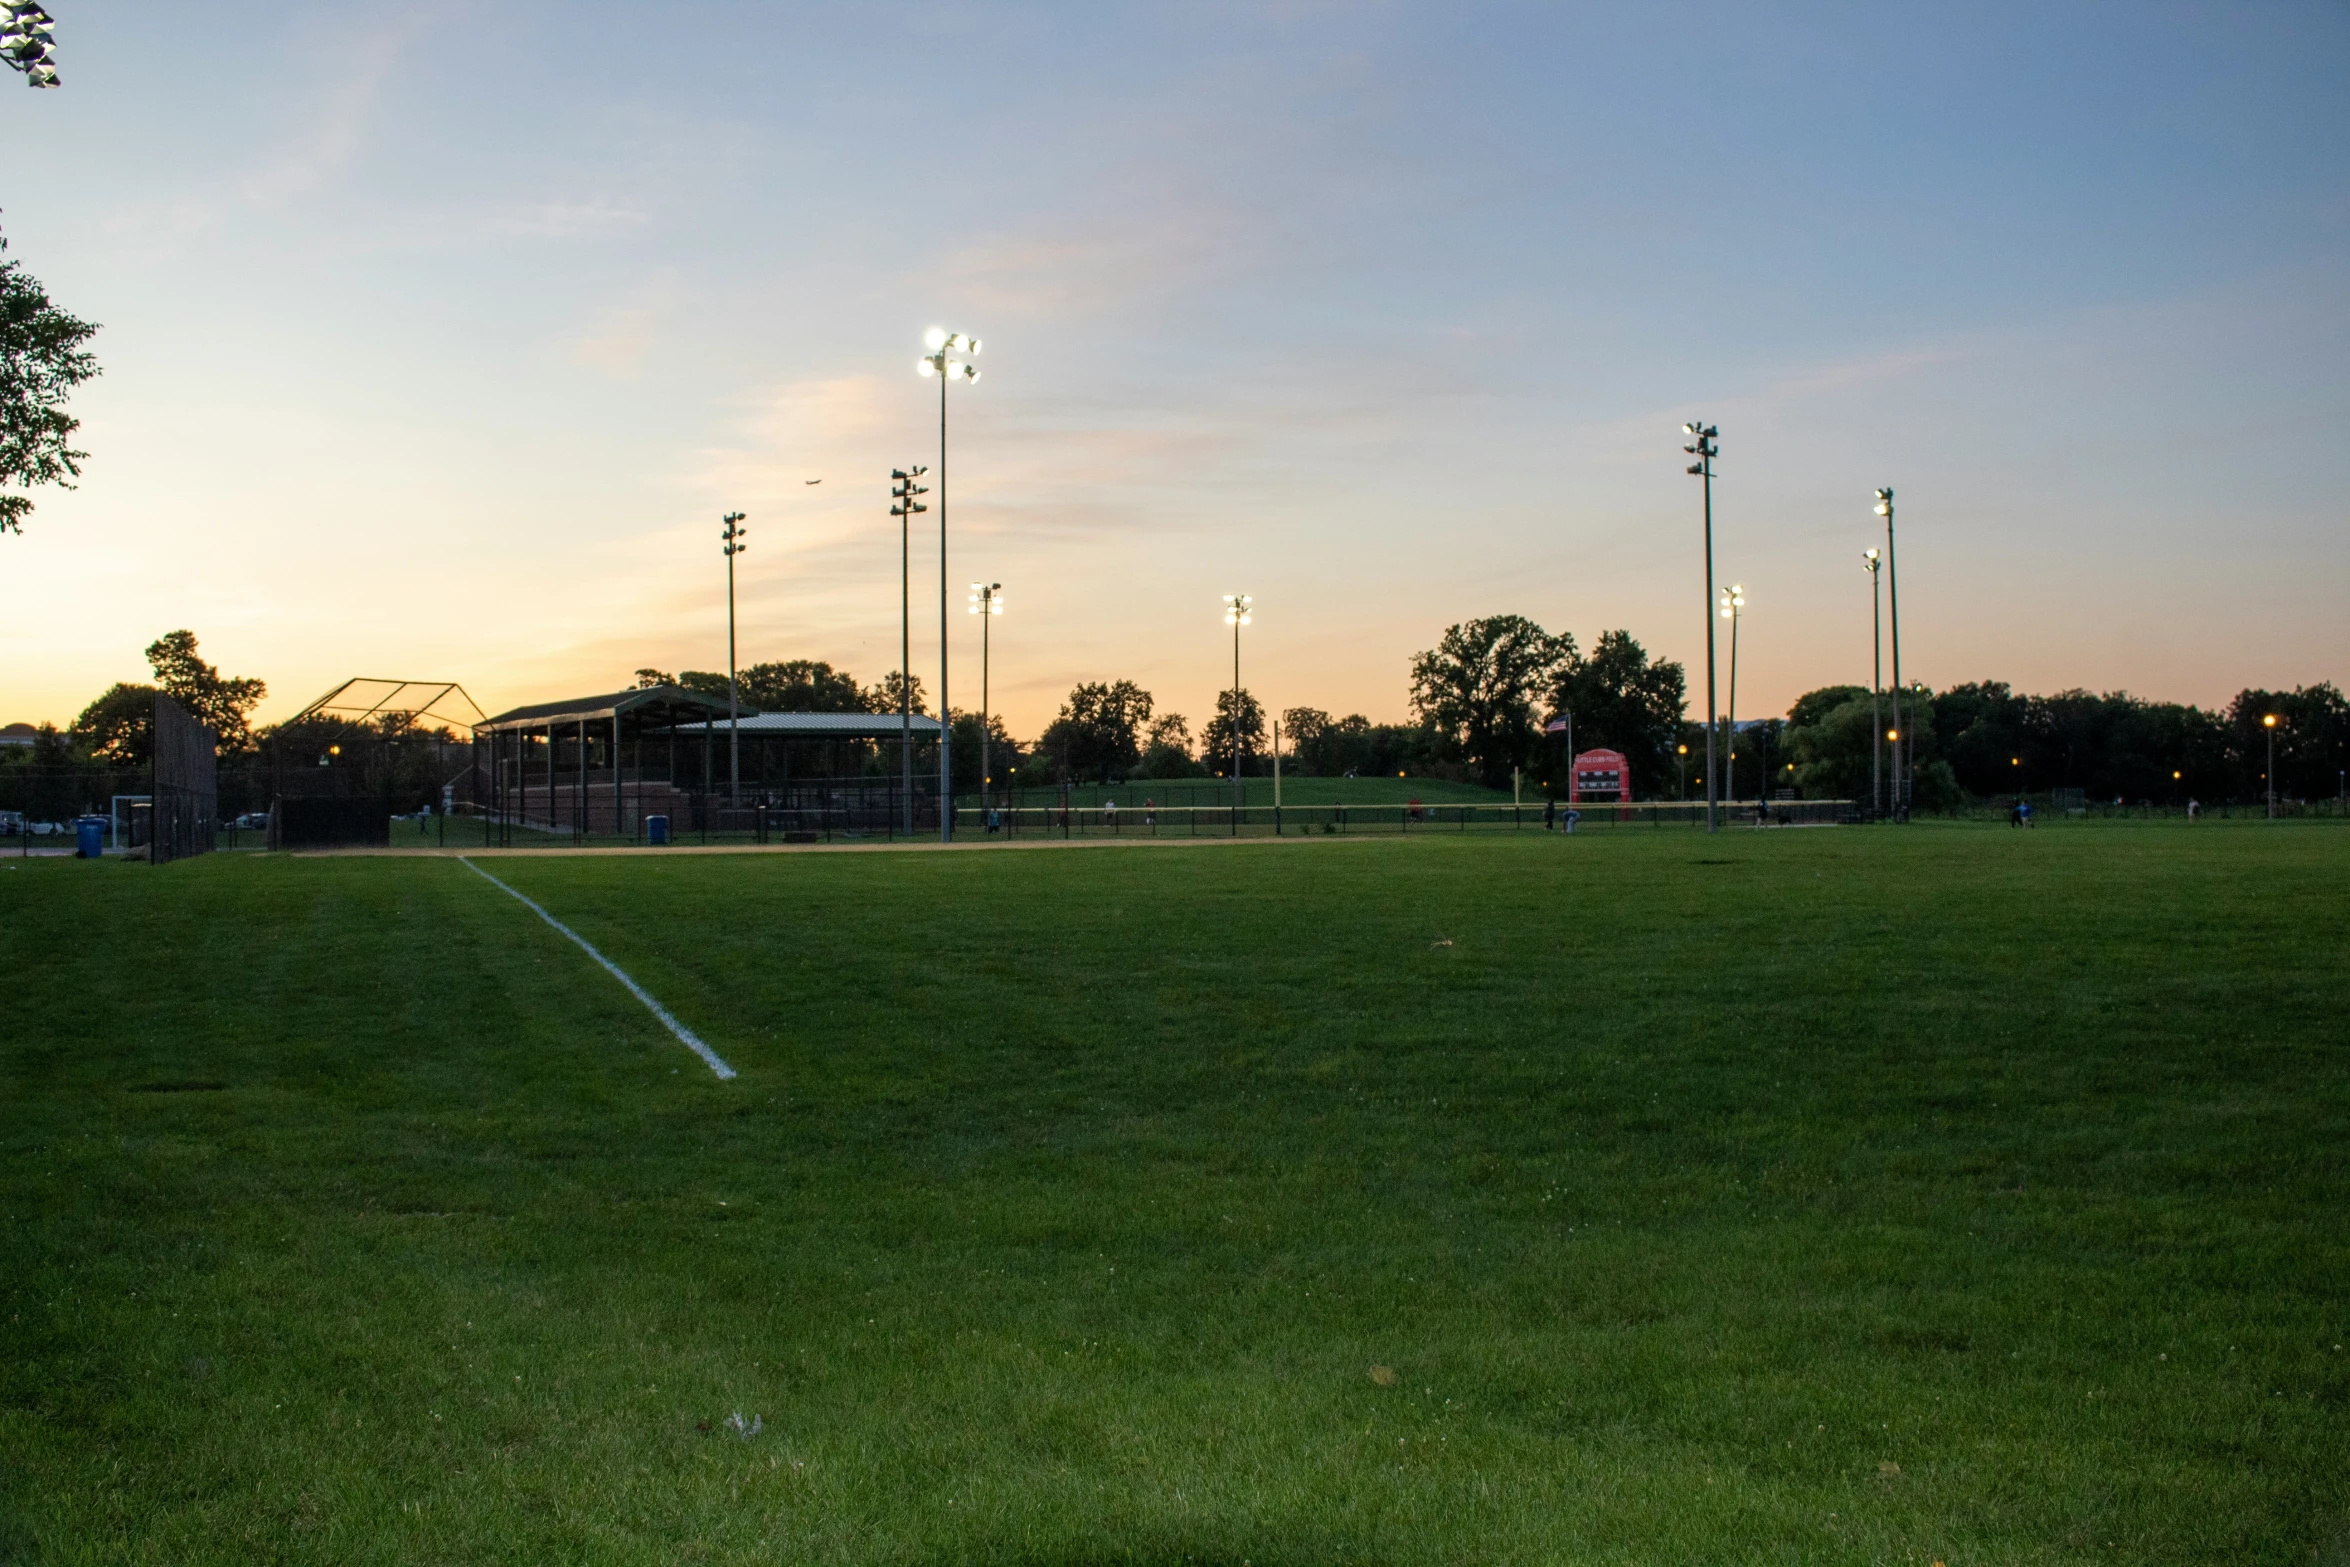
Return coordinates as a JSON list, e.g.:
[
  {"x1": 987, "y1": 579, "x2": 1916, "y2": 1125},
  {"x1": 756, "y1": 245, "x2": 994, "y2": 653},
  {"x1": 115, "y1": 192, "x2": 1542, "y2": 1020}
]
[
  {"x1": 931, "y1": 197, "x2": 1255, "y2": 320},
  {"x1": 104, "y1": 15, "x2": 425, "y2": 240},
  {"x1": 499, "y1": 199, "x2": 652, "y2": 238},
  {"x1": 237, "y1": 22, "x2": 421, "y2": 208},
  {"x1": 568, "y1": 288, "x2": 674, "y2": 377}
]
